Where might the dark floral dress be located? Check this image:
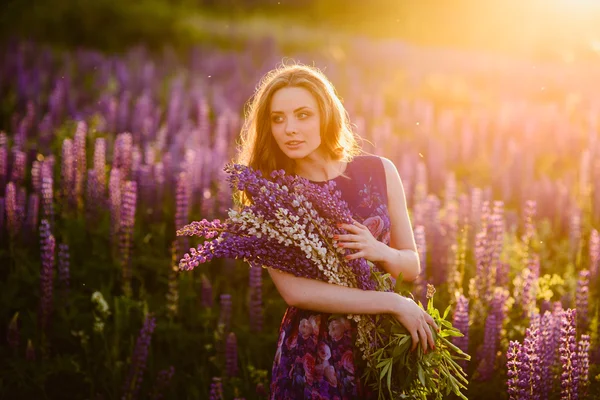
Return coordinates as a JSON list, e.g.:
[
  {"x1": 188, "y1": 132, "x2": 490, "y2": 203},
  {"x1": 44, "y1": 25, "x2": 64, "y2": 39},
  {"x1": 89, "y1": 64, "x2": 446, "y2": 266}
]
[{"x1": 269, "y1": 155, "x2": 392, "y2": 400}]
